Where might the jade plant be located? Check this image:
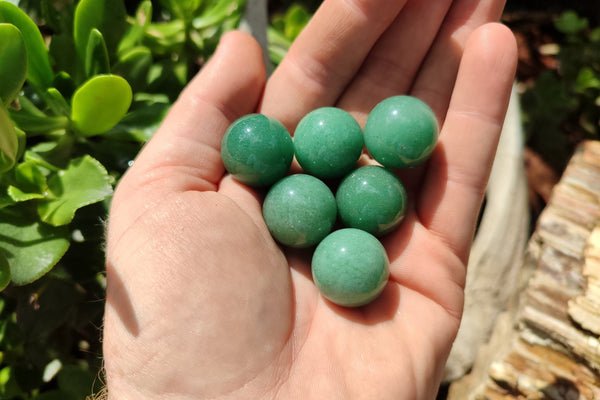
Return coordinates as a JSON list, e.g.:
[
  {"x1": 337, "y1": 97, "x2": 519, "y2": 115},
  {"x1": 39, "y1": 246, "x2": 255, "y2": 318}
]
[{"x1": 0, "y1": 0, "x2": 245, "y2": 398}]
